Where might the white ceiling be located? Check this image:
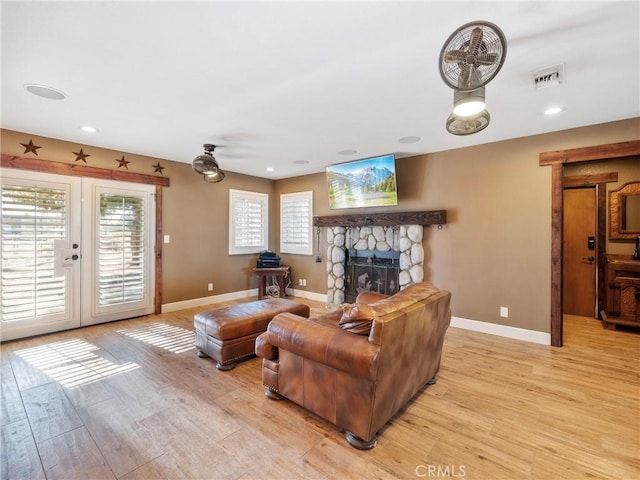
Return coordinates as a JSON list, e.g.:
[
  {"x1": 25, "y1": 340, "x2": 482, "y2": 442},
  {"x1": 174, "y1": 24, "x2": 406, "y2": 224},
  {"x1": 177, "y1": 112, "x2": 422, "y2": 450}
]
[{"x1": 2, "y1": 1, "x2": 639, "y2": 179}]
